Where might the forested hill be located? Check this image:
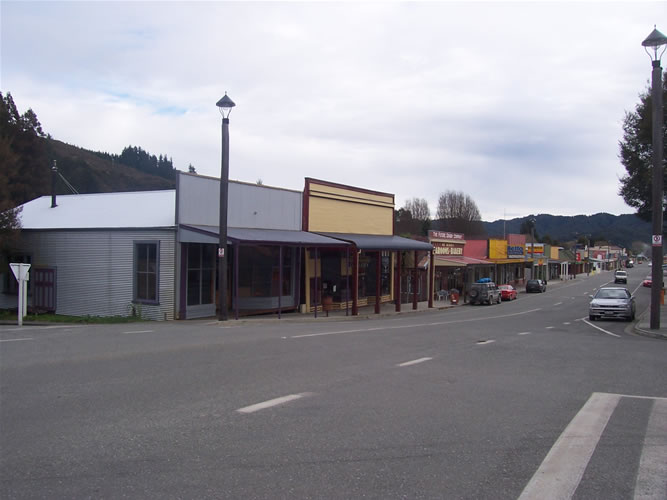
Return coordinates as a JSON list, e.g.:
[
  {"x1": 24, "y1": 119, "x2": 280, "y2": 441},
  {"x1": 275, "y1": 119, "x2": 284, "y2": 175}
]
[
  {"x1": 1, "y1": 91, "x2": 177, "y2": 211},
  {"x1": 484, "y1": 213, "x2": 651, "y2": 250}
]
